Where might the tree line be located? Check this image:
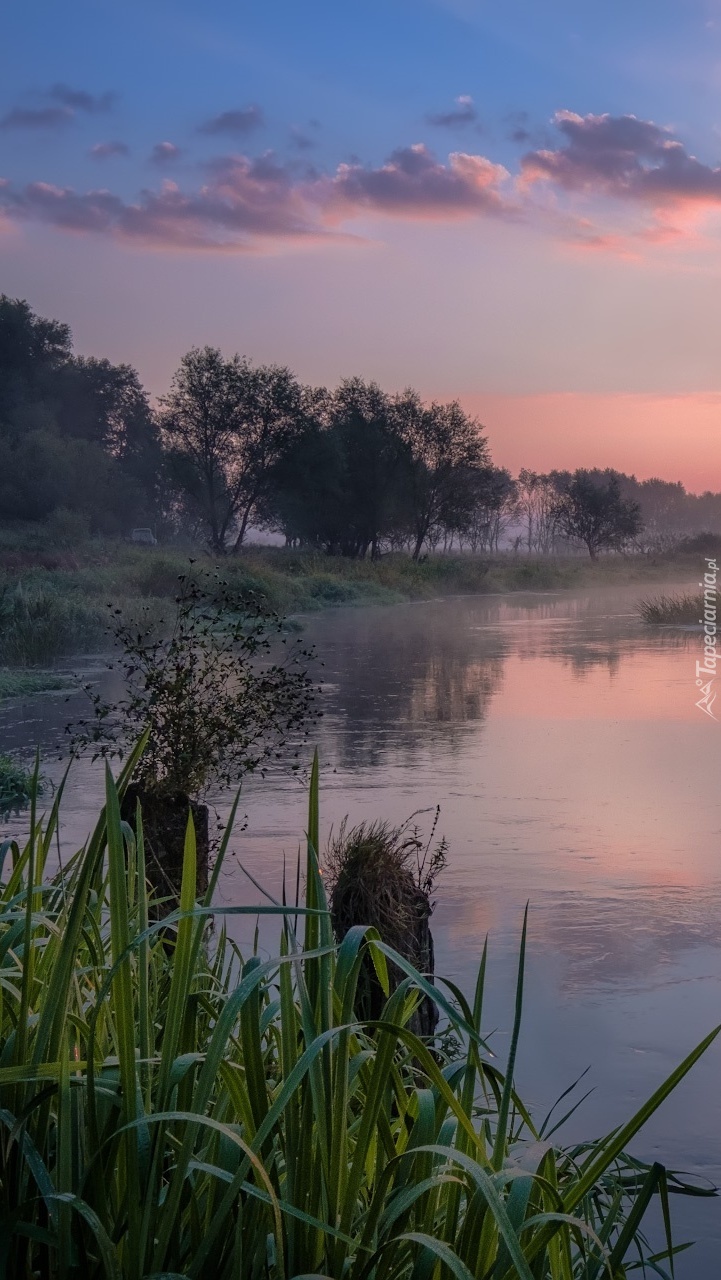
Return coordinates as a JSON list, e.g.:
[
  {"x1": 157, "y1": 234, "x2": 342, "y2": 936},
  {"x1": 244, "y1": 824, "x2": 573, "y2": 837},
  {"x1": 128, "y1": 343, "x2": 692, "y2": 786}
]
[{"x1": 2, "y1": 295, "x2": 719, "y2": 559}]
